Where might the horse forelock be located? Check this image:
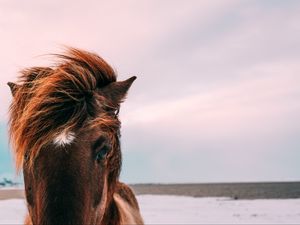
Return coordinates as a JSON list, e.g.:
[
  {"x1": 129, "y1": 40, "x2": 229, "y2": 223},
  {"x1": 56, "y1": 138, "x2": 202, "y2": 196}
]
[{"x1": 9, "y1": 47, "x2": 119, "y2": 171}]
